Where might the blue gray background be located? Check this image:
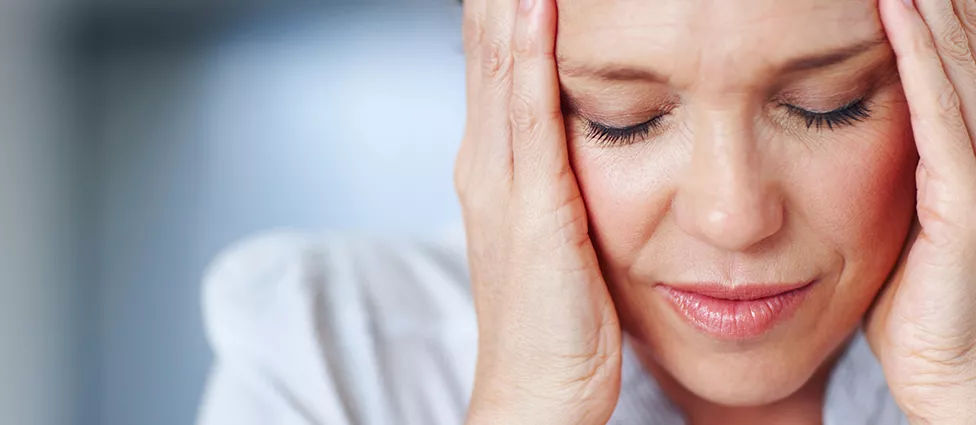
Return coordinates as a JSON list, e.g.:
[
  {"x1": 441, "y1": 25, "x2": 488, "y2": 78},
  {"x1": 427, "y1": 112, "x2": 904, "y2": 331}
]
[{"x1": 0, "y1": 1, "x2": 465, "y2": 424}]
